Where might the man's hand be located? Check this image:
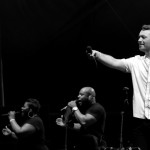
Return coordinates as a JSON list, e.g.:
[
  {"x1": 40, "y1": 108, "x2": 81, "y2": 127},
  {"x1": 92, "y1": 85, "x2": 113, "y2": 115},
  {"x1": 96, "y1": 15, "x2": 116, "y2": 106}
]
[
  {"x1": 2, "y1": 126, "x2": 12, "y2": 136},
  {"x1": 8, "y1": 111, "x2": 16, "y2": 120},
  {"x1": 68, "y1": 101, "x2": 77, "y2": 108},
  {"x1": 56, "y1": 118, "x2": 65, "y2": 127},
  {"x1": 91, "y1": 50, "x2": 97, "y2": 57}
]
